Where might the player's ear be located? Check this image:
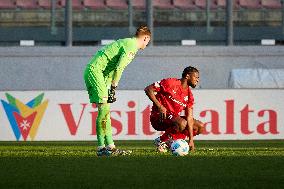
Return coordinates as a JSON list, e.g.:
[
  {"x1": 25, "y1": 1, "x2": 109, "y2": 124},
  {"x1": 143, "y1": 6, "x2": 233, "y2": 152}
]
[{"x1": 186, "y1": 73, "x2": 191, "y2": 79}]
